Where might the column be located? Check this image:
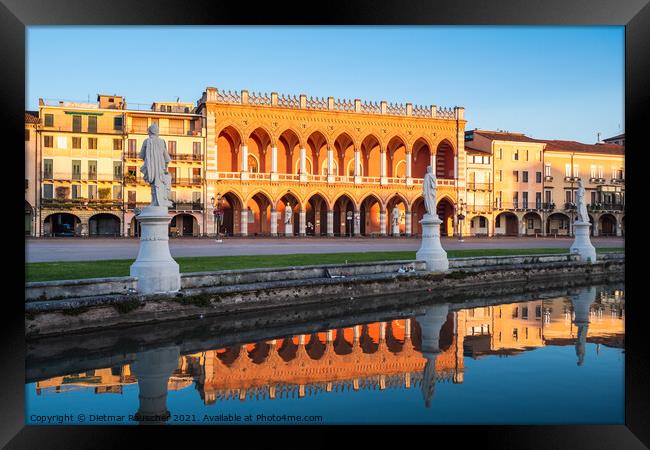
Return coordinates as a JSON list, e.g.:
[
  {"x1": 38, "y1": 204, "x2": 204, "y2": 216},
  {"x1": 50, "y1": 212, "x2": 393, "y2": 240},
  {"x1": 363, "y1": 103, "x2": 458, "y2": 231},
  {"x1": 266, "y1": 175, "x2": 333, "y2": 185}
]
[
  {"x1": 616, "y1": 218, "x2": 622, "y2": 236},
  {"x1": 327, "y1": 146, "x2": 334, "y2": 182},
  {"x1": 405, "y1": 210, "x2": 412, "y2": 236},
  {"x1": 430, "y1": 152, "x2": 435, "y2": 170},
  {"x1": 592, "y1": 215, "x2": 599, "y2": 237},
  {"x1": 270, "y1": 209, "x2": 278, "y2": 236},
  {"x1": 380, "y1": 148, "x2": 387, "y2": 184},
  {"x1": 354, "y1": 210, "x2": 361, "y2": 236},
  {"x1": 354, "y1": 149, "x2": 361, "y2": 181},
  {"x1": 380, "y1": 208, "x2": 387, "y2": 236},
  {"x1": 406, "y1": 151, "x2": 412, "y2": 185},
  {"x1": 299, "y1": 209, "x2": 306, "y2": 236},
  {"x1": 270, "y1": 145, "x2": 278, "y2": 181},
  {"x1": 327, "y1": 210, "x2": 334, "y2": 237},
  {"x1": 240, "y1": 209, "x2": 248, "y2": 236},
  {"x1": 241, "y1": 143, "x2": 249, "y2": 180},
  {"x1": 405, "y1": 318, "x2": 411, "y2": 339},
  {"x1": 299, "y1": 146, "x2": 307, "y2": 182}
]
